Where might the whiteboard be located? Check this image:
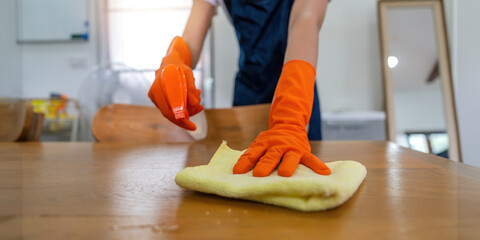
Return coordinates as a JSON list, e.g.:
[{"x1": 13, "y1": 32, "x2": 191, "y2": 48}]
[{"x1": 17, "y1": 0, "x2": 89, "y2": 42}]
